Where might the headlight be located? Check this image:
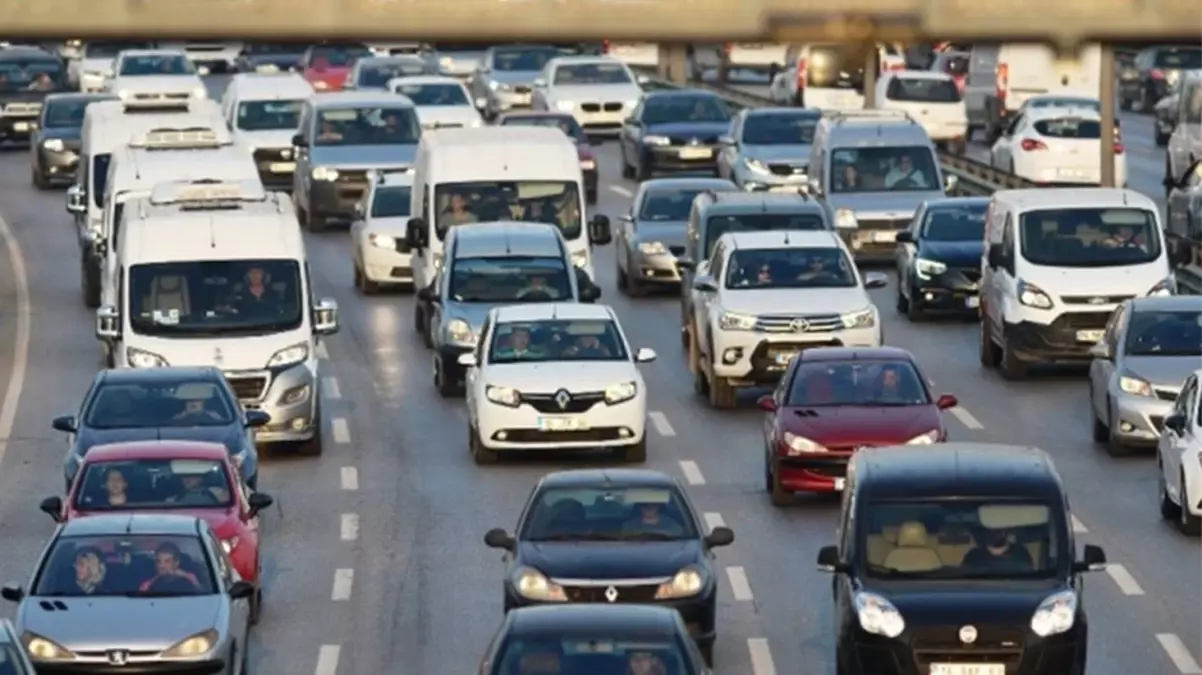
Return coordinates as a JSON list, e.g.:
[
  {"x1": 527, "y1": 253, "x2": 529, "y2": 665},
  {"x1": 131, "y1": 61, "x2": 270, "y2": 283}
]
[
  {"x1": 781, "y1": 431, "x2": 826, "y2": 454},
  {"x1": 1147, "y1": 276, "x2": 1175, "y2": 297},
  {"x1": 485, "y1": 385, "x2": 521, "y2": 407},
  {"x1": 841, "y1": 307, "x2": 875, "y2": 329},
  {"x1": 23, "y1": 633, "x2": 72, "y2": 660},
  {"x1": 1029, "y1": 590, "x2": 1077, "y2": 637},
  {"x1": 116, "y1": 89, "x2": 131, "y2": 100},
  {"x1": 604, "y1": 381, "x2": 637, "y2": 405},
  {"x1": 313, "y1": 80, "x2": 329, "y2": 91},
  {"x1": 267, "y1": 341, "x2": 309, "y2": 368},
  {"x1": 221, "y1": 537, "x2": 240, "y2": 553},
  {"x1": 127, "y1": 347, "x2": 169, "y2": 368},
  {"x1": 1016, "y1": 279, "x2": 1054, "y2": 310},
  {"x1": 445, "y1": 318, "x2": 474, "y2": 345},
  {"x1": 915, "y1": 257, "x2": 947, "y2": 279},
  {"x1": 433, "y1": 252, "x2": 445, "y2": 270},
  {"x1": 854, "y1": 592, "x2": 906, "y2": 638},
  {"x1": 743, "y1": 157, "x2": 769, "y2": 173},
  {"x1": 191, "y1": 86, "x2": 207, "y2": 99},
  {"x1": 718, "y1": 311, "x2": 757, "y2": 331},
  {"x1": 513, "y1": 566, "x2": 567, "y2": 601},
  {"x1": 489, "y1": 80, "x2": 508, "y2": 91},
  {"x1": 654, "y1": 566, "x2": 706, "y2": 599},
  {"x1": 642, "y1": 134, "x2": 671, "y2": 146},
  {"x1": 580, "y1": 159, "x2": 596, "y2": 170},
  {"x1": 835, "y1": 208, "x2": 858, "y2": 229},
  {"x1": 1119, "y1": 374, "x2": 1153, "y2": 397},
  {"x1": 161, "y1": 629, "x2": 218, "y2": 658},
  {"x1": 554, "y1": 100, "x2": 575, "y2": 112},
  {"x1": 312, "y1": 166, "x2": 339, "y2": 181},
  {"x1": 571, "y1": 249, "x2": 588, "y2": 268},
  {"x1": 368, "y1": 233, "x2": 397, "y2": 249},
  {"x1": 439, "y1": 56, "x2": 453, "y2": 68},
  {"x1": 639, "y1": 241, "x2": 668, "y2": 256},
  {"x1": 43, "y1": 138, "x2": 64, "y2": 152},
  {"x1": 906, "y1": 429, "x2": 940, "y2": 445}
]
